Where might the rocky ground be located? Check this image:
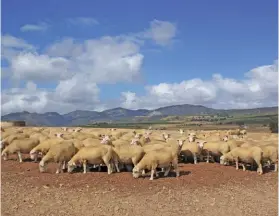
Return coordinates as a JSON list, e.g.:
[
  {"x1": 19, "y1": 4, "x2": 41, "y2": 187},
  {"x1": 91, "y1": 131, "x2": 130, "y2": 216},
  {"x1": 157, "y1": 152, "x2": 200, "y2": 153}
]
[{"x1": 1, "y1": 156, "x2": 278, "y2": 216}]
